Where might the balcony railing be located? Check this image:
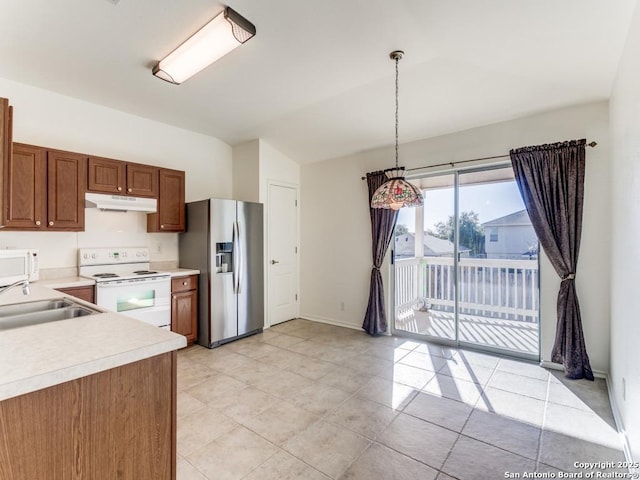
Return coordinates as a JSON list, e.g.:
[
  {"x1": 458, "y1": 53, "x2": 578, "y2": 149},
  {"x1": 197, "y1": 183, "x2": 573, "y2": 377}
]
[{"x1": 394, "y1": 256, "x2": 539, "y2": 352}]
